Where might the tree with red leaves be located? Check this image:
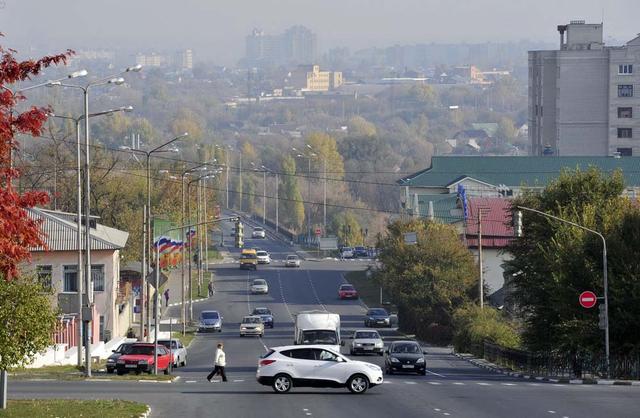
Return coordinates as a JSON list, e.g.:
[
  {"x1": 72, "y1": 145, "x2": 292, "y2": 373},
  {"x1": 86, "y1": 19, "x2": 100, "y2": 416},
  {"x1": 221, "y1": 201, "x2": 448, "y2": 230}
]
[{"x1": 0, "y1": 39, "x2": 73, "y2": 281}]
